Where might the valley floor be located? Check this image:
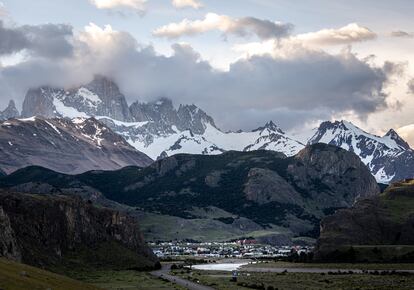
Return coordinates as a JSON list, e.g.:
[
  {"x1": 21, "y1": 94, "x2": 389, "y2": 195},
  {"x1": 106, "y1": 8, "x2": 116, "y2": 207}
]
[
  {"x1": 73, "y1": 270, "x2": 186, "y2": 290},
  {"x1": 172, "y1": 269, "x2": 414, "y2": 290},
  {"x1": 243, "y1": 261, "x2": 414, "y2": 271},
  {"x1": 0, "y1": 258, "x2": 183, "y2": 290},
  {"x1": 3, "y1": 257, "x2": 414, "y2": 290}
]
